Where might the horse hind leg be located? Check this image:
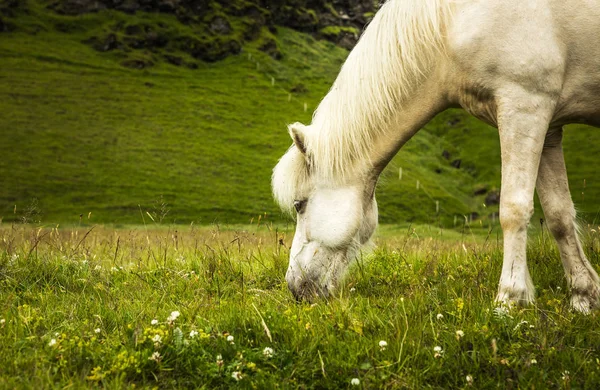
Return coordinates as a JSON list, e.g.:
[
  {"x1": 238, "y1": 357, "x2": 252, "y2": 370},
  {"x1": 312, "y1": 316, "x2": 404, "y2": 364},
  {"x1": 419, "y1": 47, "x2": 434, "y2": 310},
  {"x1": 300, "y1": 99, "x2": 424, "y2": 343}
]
[{"x1": 536, "y1": 127, "x2": 600, "y2": 313}]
